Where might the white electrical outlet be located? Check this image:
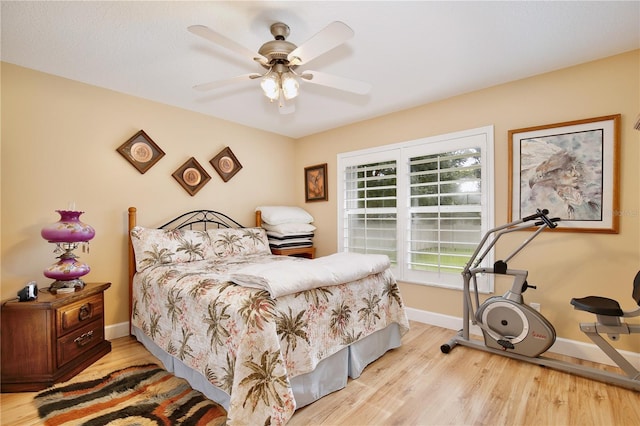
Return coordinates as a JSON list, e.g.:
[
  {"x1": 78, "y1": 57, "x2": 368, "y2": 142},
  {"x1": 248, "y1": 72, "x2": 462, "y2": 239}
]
[{"x1": 530, "y1": 302, "x2": 541, "y2": 312}]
